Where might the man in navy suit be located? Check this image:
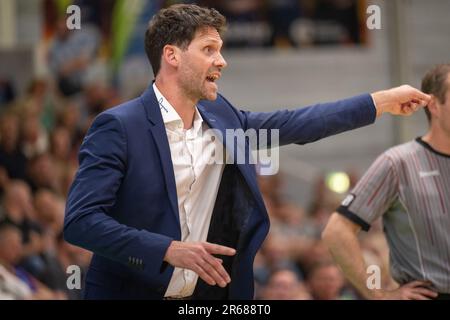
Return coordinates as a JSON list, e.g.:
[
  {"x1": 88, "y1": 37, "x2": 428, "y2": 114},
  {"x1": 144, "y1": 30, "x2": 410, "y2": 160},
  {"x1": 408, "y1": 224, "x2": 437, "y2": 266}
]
[{"x1": 64, "y1": 4, "x2": 430, "y2": 299}]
